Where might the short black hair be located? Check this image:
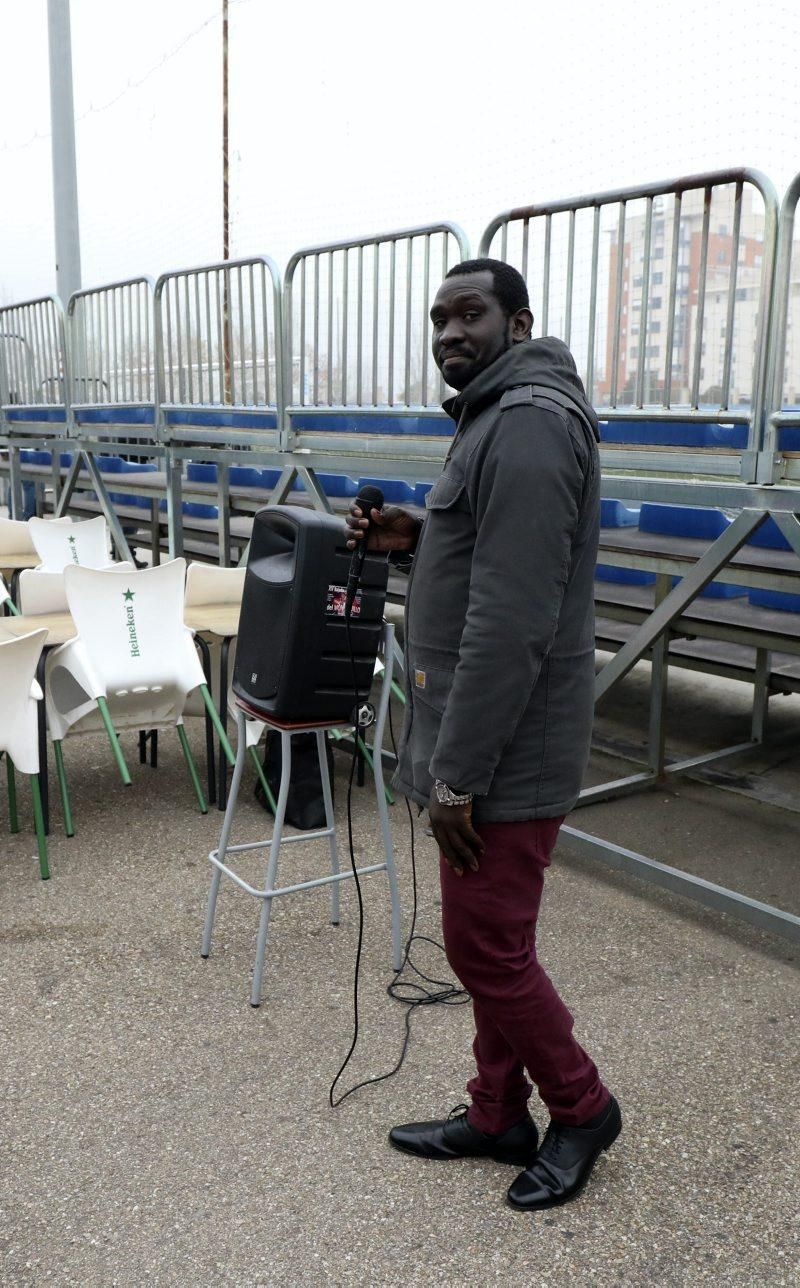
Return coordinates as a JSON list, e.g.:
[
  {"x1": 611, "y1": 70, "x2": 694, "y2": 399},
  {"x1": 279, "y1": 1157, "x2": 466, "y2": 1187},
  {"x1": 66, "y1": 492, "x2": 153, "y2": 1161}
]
[{"x1": 445, "y1": 257, "x2": 530, "y2": 317}]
